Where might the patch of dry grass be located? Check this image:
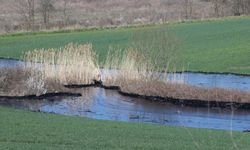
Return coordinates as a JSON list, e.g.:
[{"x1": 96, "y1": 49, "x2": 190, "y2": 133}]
[
  {"x1": 1, "y1": 68, "x2": 53, "y2": 96},
  {"x1": 115, "y1": 79, "x2": 250, "y2": 103},
  {"x1": 0, "y1": 67, "x2": 87, "y2": 96}
]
